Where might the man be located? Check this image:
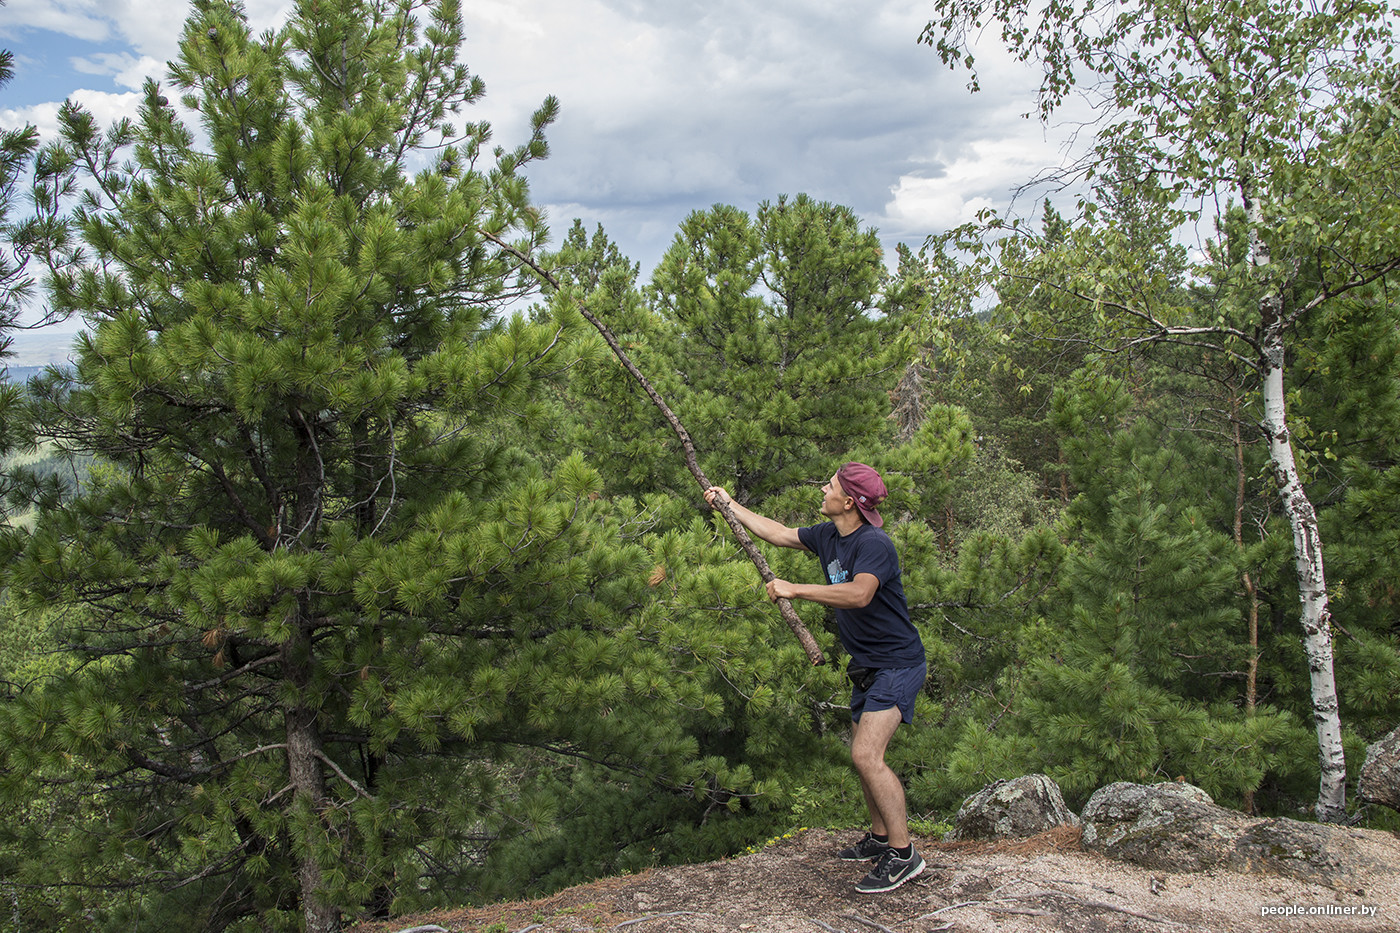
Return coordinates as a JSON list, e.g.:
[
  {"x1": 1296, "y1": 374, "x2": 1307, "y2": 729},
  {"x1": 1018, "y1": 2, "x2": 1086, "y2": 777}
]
[{"x1": 705, "y1": 462, "x2": 927, "y2": 894}]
